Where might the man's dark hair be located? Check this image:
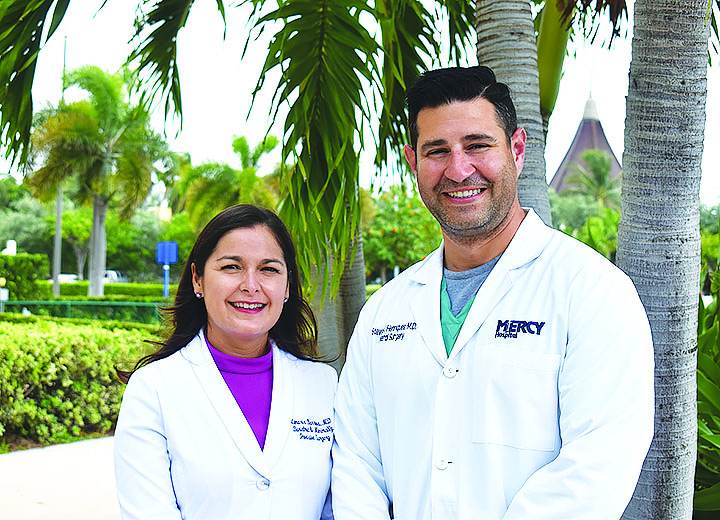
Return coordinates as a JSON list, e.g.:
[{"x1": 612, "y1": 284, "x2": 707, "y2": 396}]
[{"x1": 406, "y1": 66, "x2": 517, "y2": 150}]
